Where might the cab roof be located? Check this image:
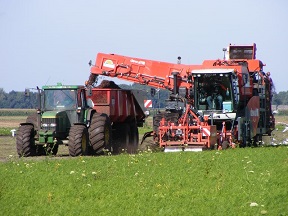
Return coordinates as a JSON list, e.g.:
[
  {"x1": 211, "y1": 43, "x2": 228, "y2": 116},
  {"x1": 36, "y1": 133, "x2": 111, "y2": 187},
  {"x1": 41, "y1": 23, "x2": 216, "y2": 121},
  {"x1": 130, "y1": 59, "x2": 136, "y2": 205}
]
[{"x1": 42, "y1": 83, "x2": 84, "y2": 90}]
